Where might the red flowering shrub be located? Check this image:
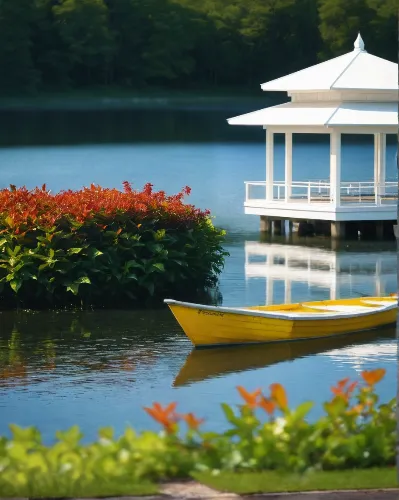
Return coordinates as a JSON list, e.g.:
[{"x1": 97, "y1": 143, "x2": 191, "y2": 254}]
[
  {"x1": 0, "y1": 182, "x2": 206, "y2": 230},
  {"x1": 0, "y1": 183, "x2": 227, "y2": 309}
]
